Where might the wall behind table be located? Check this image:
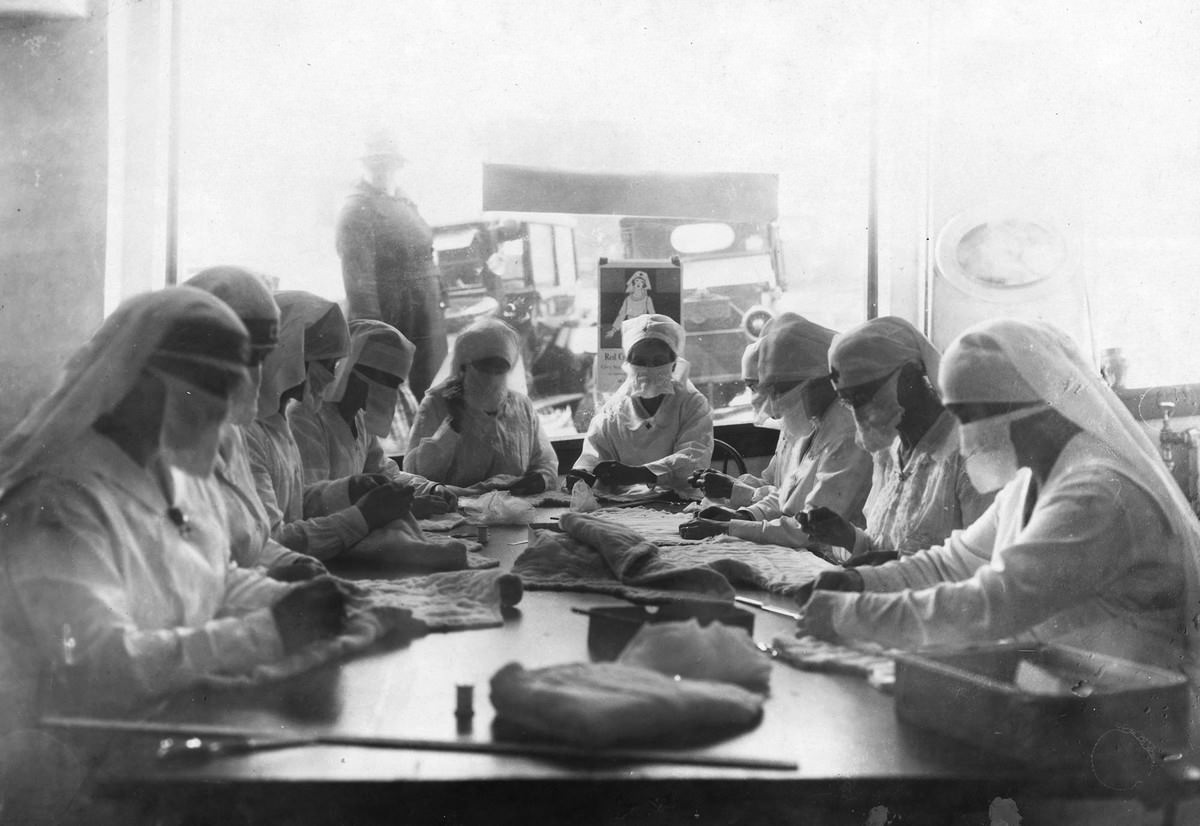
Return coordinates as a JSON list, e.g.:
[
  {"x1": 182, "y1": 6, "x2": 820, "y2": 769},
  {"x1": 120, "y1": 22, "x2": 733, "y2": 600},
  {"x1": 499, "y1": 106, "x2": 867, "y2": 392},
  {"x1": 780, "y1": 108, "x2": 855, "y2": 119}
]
[{"x1": 0, "y1": 12, "x2": 107, "y2": 436}]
